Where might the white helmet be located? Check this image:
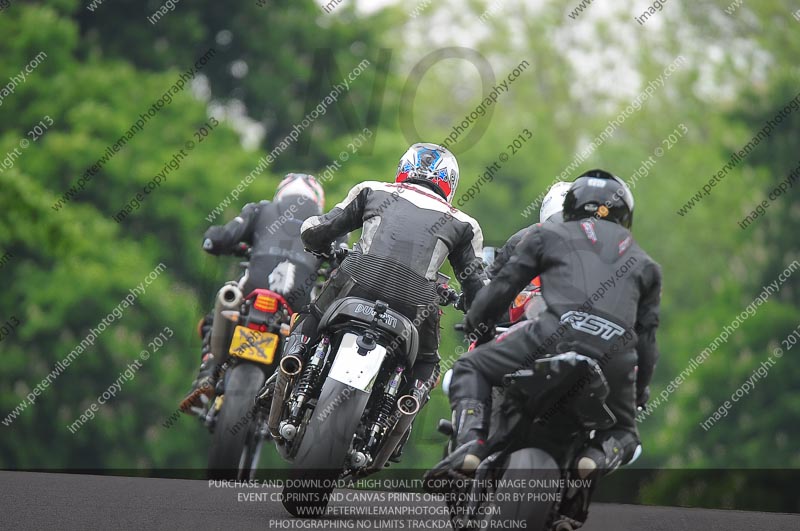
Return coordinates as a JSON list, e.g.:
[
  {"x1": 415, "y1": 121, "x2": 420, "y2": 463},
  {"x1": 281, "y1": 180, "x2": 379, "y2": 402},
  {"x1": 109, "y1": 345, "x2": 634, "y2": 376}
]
[
  {"x1": 539, "y1": 181, "x2": 572, "y2": 223},
  {"x1": 395, "y1": 143, "x2": 460, "y2": 203},
  {"x1": 274, "y1": 173, "x2": 325, "y2": 213}
]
